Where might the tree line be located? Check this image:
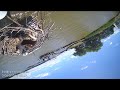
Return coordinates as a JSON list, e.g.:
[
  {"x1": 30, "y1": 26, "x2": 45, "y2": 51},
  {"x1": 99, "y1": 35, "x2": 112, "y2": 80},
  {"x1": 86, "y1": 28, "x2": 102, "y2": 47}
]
[{"x1": 74, "y1": 25, "x2": 114, "y2": 56}]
